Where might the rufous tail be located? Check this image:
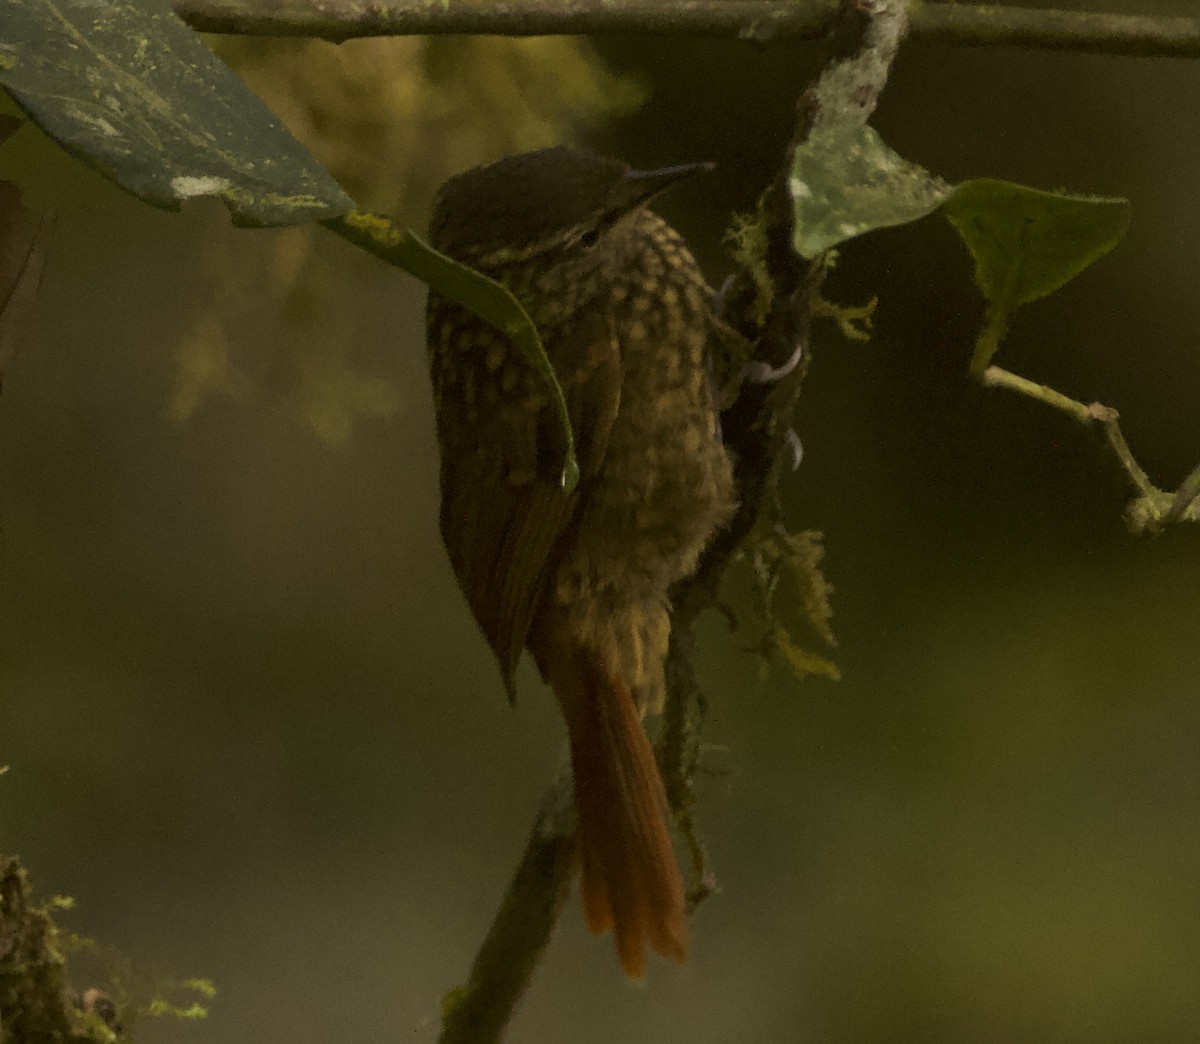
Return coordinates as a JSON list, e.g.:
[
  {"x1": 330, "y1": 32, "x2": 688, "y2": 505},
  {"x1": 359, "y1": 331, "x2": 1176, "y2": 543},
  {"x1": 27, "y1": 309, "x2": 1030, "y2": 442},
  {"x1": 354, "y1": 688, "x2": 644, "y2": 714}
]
[{"x1": 534, "y1": 627, "x2": 687, "y2": 979}]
